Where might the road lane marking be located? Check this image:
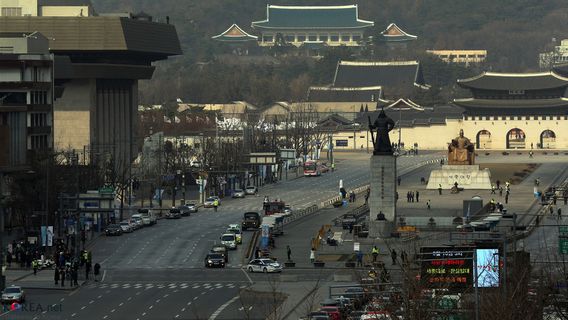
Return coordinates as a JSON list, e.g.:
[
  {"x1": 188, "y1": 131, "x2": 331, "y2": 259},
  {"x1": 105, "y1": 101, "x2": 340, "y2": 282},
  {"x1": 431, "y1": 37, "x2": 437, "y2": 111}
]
[
  {"x1": 240, "y1": 268, "x2": 253, "y2": 284},
  {"x1": 208, "y1": 295, "x2": 240, "y2": 320},
  {"x1": 71, "y1": 313, "x2": 77, "y2": 317},
  {"x1": 102, "y1": 270, "x2": 107, "y2": 282}
]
